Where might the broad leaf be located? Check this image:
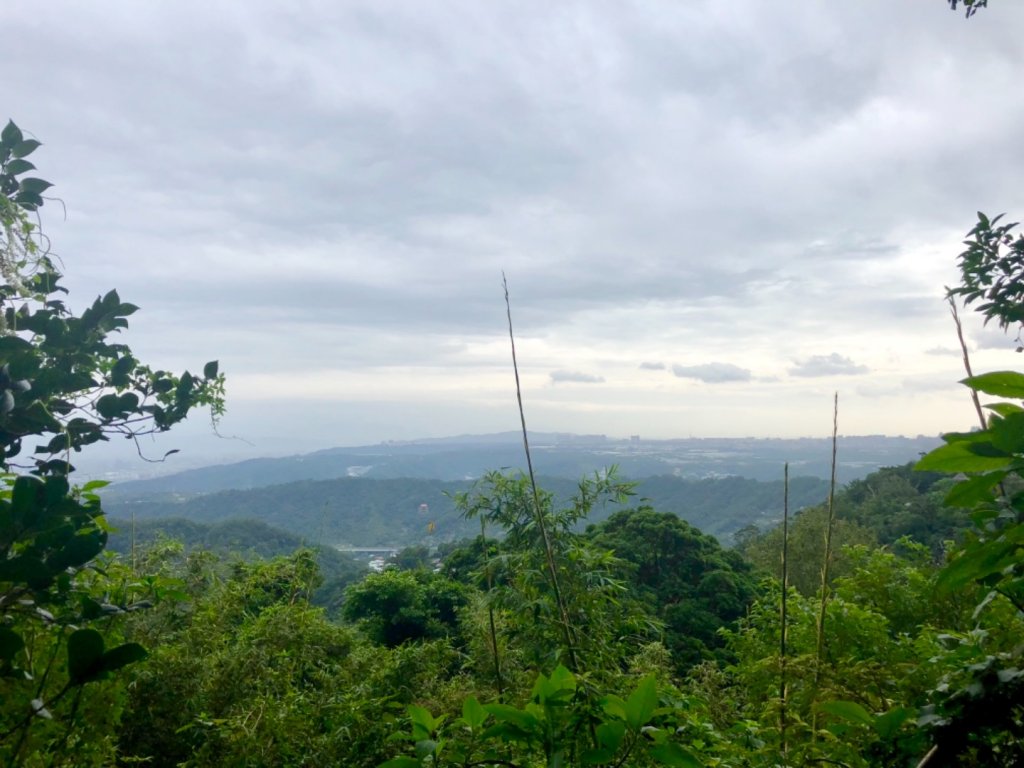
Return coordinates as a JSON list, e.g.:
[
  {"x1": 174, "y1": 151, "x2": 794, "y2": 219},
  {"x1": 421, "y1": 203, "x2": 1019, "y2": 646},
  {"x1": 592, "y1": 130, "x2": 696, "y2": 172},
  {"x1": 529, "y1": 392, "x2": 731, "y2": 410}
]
[
  {"x1": 4, "y1": 158, "x2": 35, "y2": 175},
  {"x1": 944, "y1": 472, "x2": 1006, "y2": 508},
  {"x1": 484, "y1": 703, "x2": 540, "y2": 732},
  {"x1": 624, "y1": 673, "x2": 658, "y2": 730},
  {"x1": 100, "y1": 642, "x2": 147, "y2": 673},
  {"x1": 461, "y1": 695, "x2": 487, "y2": 730},
  {"x1": 0, "y1": 626, "x2": 24, "y2": 662},
  {"x1": 67, "y1": 628, "x2": 104, "y2": 684},
  {"x1": 963, "y1": 371, "x2": 1024, "y2": 399},
  {"x1": 818, "y1": 700, "x2": 873, "y2": 727},
  {"x1": 11, "y1": 139, "x2": 41, "y2": 159},
  {"x1": 915, "y1": 440, "x2": 1013, "y2": 472},
  {"x1": 648, "y1": 741, "x2": 702, "y2": 767}
]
